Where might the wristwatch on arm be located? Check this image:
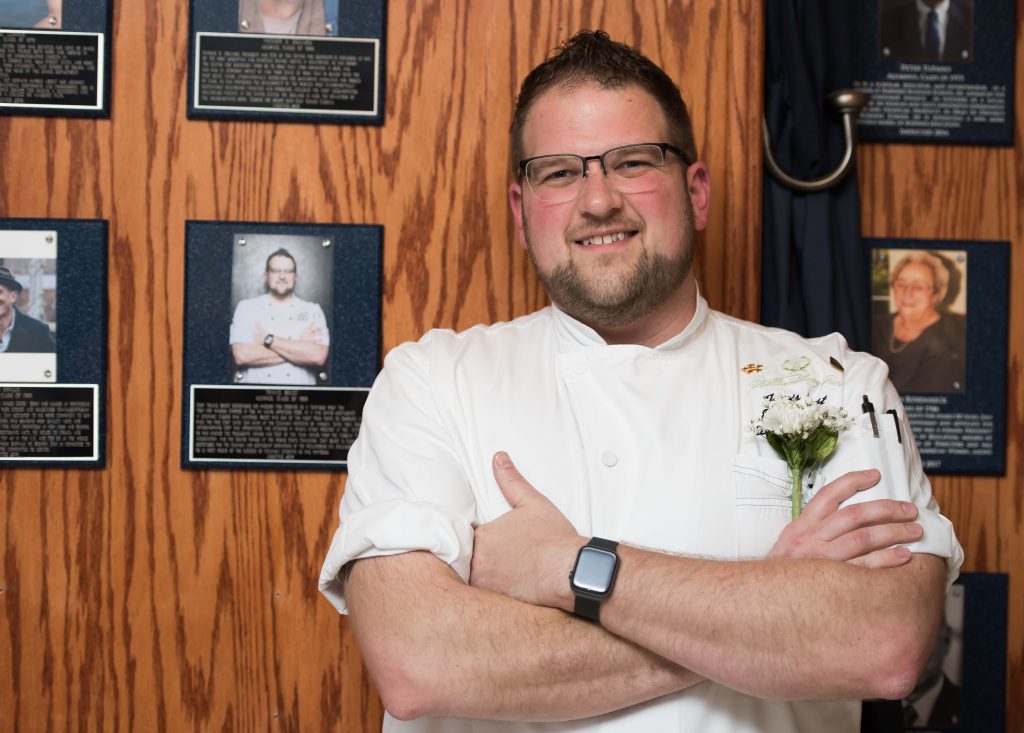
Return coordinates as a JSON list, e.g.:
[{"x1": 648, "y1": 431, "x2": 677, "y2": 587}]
[
  {"x1": 263, "y1": 334, "x2": 275, "y2": 348},
  {"x1": 569, "y1": 537, "x2": 620, "y2": 622}
]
